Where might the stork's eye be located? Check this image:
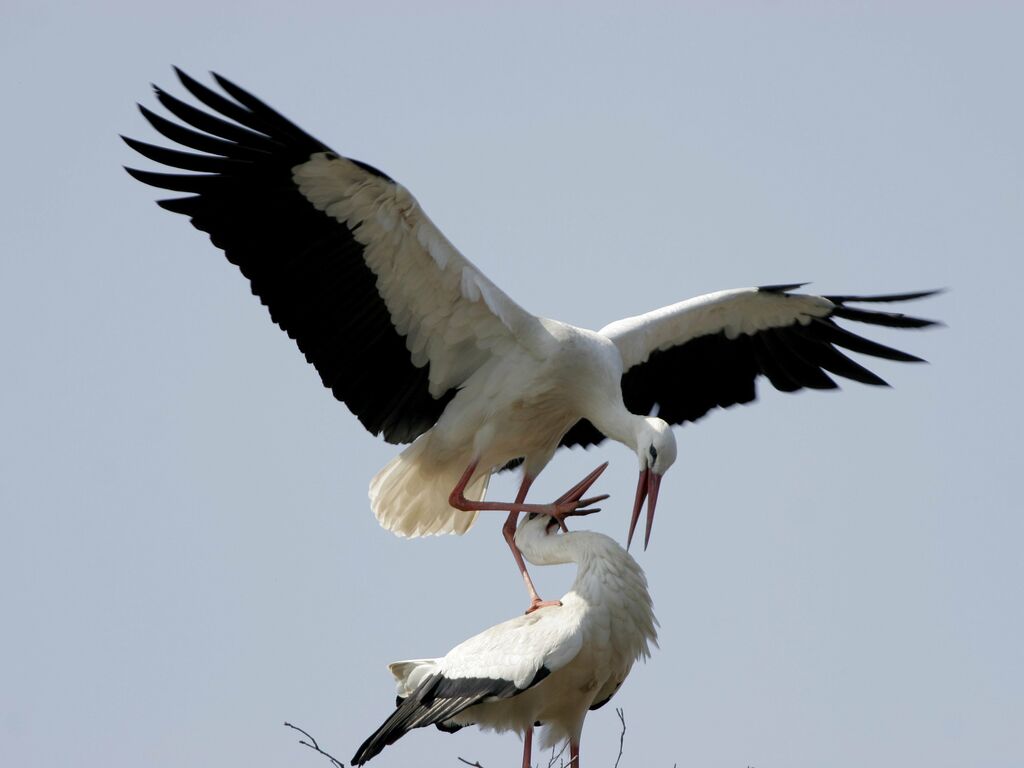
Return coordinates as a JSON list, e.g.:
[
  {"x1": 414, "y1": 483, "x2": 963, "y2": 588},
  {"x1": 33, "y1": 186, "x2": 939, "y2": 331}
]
[
  {"x1": 527, "y1": 512, "x2": 539, "y2": 520},
  {"x1": 649, "y1": 446, "x2": 658, "y2": 462}
]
